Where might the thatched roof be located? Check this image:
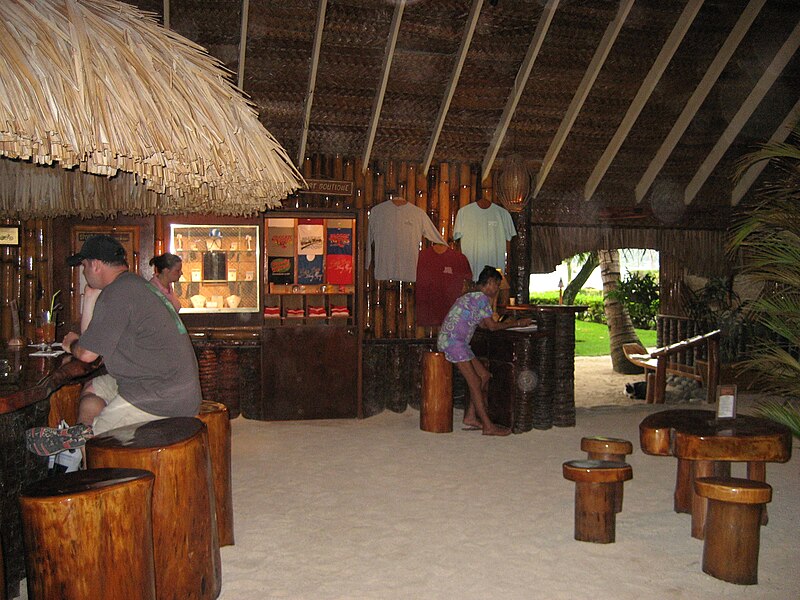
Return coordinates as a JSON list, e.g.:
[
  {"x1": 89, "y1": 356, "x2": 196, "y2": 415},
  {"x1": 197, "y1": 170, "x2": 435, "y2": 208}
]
[
  {"x1": 119, "y1": 0, "x2": 799, "y2": 230},
  {"x1": 0, "y1": 0, "x2": 303, "y2": 217}
]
